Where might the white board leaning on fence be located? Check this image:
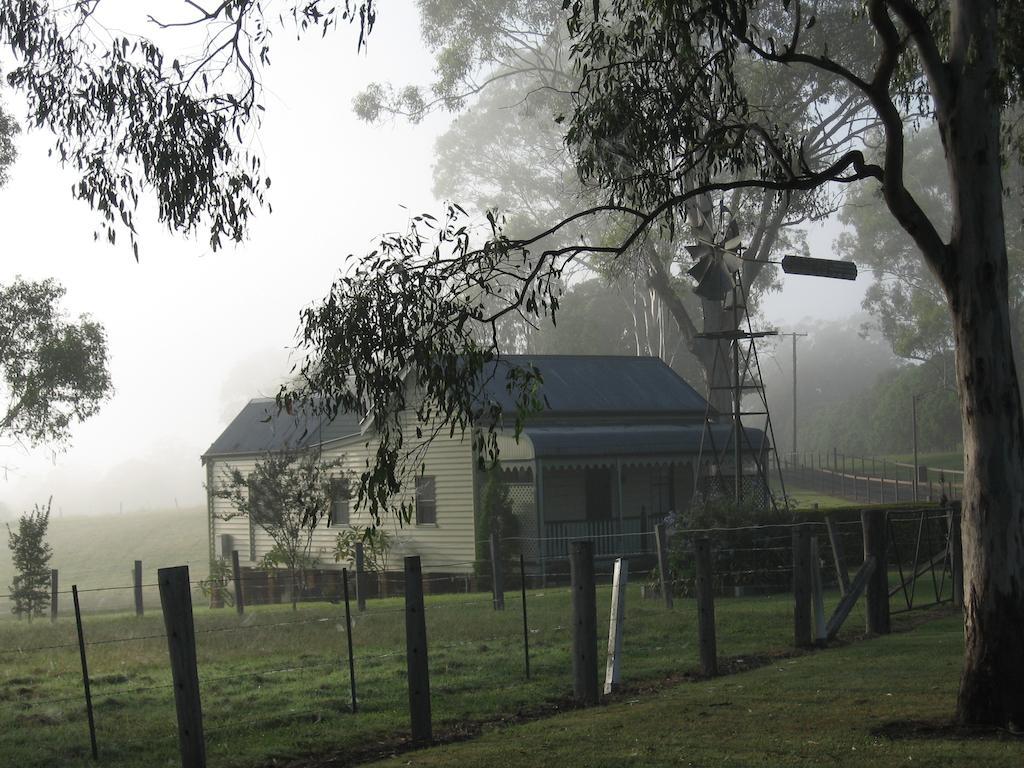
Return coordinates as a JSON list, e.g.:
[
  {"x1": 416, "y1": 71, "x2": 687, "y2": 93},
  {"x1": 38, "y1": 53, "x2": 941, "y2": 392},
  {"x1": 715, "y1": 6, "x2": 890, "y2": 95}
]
[{"x1": 604, "y1": 558, "x2": 628, "y2": 695}]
